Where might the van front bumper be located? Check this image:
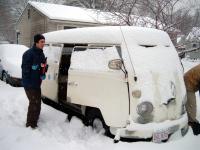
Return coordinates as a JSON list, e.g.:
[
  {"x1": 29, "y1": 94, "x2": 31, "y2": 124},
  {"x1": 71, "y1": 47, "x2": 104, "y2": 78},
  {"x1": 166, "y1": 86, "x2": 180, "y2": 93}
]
[{"x1": 110, "y1": 113, "x2": 188, "y2": 143}]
